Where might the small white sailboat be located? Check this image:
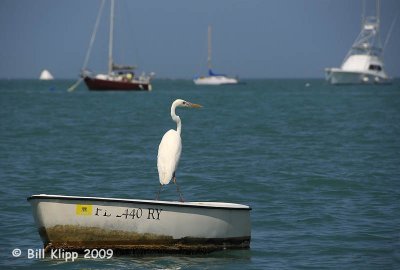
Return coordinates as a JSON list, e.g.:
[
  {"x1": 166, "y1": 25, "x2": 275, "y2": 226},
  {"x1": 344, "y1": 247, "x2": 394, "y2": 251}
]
[
  {"x1": 194, "y1": 26, "x2": 239, "y2": 85},
  {"x1": 325, "y1": 0, "x2": 391, "y2": 85},
  {"x1": 28, "y1": 194, "x2": 251, "y2": 253},
  {"x1": 39, "y1": 69, "x2": 54, "y2": 80}
]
